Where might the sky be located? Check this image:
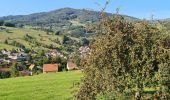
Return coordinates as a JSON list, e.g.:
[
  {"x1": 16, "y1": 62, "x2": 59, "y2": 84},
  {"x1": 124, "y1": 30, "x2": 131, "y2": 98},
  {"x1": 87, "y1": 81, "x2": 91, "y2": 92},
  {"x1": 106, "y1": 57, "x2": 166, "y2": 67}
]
[{"x1": 0, "y1": 0, "x2": 170, "y2": 19}]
